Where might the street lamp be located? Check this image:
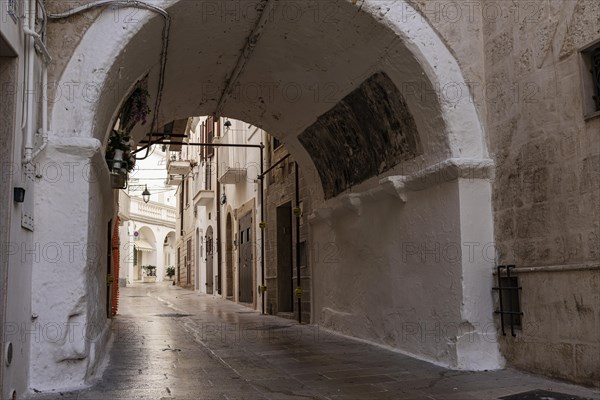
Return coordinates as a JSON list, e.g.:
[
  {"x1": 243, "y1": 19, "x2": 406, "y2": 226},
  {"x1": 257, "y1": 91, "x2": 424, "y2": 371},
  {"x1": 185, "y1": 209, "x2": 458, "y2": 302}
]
[{"x1": 142, "y1": 185, "x2": 151, "y2": 203}]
